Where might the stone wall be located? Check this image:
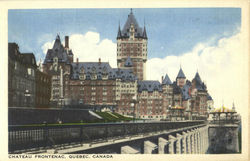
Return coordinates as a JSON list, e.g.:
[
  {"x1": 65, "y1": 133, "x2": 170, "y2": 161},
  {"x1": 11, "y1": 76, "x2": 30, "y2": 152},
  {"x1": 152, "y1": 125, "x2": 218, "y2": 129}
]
[{"x1": 208, "y1": 125, "x2": 239, "y2": 153}]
